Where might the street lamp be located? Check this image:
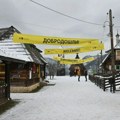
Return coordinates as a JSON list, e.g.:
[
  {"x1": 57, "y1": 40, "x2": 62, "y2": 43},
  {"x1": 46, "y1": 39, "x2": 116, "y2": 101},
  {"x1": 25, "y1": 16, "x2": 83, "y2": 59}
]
[{"x1": 116, "y1": 32, "x2": 120, "y2": 45}]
